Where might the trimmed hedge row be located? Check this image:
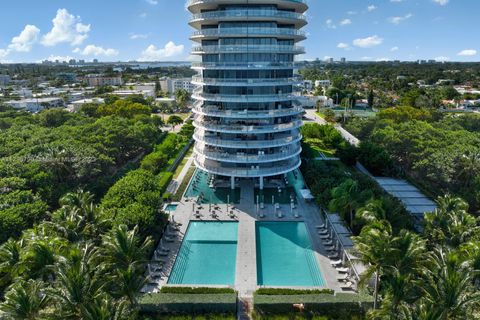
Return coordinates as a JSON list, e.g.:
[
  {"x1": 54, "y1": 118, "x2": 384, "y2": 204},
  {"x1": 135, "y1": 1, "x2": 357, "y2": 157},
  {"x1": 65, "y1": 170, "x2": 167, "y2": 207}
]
[
  {"x1": 160, "y1": 287, "x2": 235, "y2": 294},
  {"x1": 254, "y1": 293, "x2": 373, "y2": 319},
  {"x1": 256, "y1": 288, "x2": 334, "y2": 296},
  {"x1": 138, "y1": 293, "x2": 237, "y2": 315}
]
